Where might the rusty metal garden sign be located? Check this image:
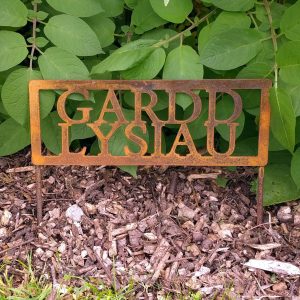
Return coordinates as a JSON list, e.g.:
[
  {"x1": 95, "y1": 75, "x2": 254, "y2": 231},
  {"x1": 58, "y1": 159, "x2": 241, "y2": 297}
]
[{"x1": 29, "y1": 79, "x2": 272, "y2": 224}]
